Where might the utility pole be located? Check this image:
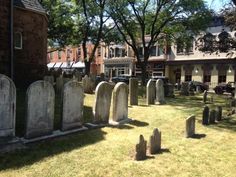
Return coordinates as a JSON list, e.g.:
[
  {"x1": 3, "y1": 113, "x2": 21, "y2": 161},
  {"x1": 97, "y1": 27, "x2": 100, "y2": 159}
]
[{"x1": 10, "y1": 0, "x2": 14, "y2": 80}]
